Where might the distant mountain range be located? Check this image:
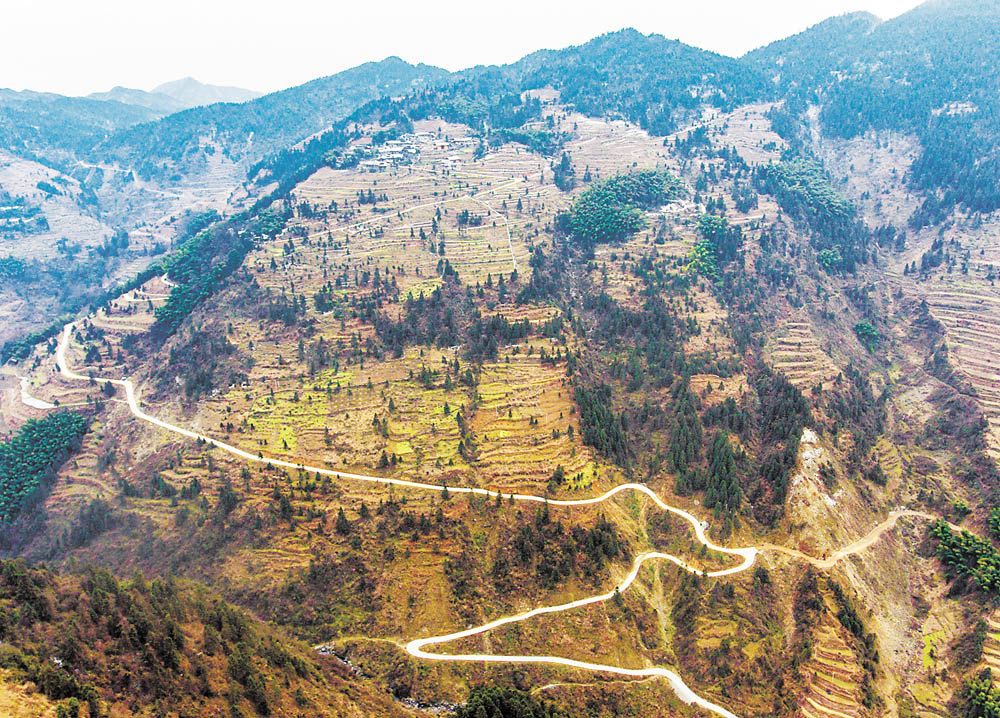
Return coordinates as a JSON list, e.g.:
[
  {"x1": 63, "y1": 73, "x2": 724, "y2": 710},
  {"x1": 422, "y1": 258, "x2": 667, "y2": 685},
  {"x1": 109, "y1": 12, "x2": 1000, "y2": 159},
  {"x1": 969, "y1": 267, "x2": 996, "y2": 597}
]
[
  {"x1": 86, "y1": 78, "x2": 261, "y2": 115},
  {"x1": 151, "y1": 77, "x2": 262, "y2": 107},
  {"x1": 1, "y1": 0, "x2": 998, "y2": 230},
  {"x1": 96, "y1": 58, "x2": 449, "y2": 178}
]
